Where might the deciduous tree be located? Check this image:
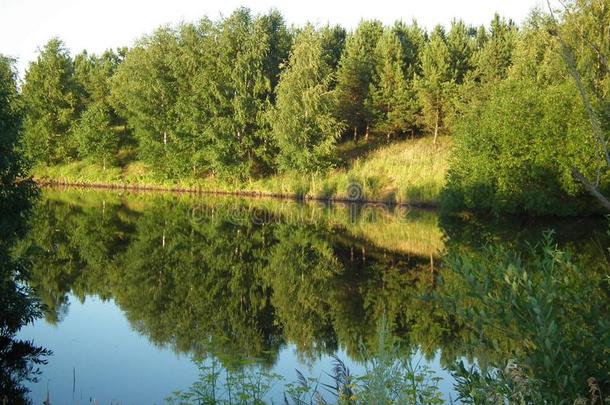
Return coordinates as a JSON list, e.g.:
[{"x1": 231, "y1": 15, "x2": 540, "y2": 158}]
[{"x1": 271, "y1": 26, "x2": 345, "y2": 172}]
